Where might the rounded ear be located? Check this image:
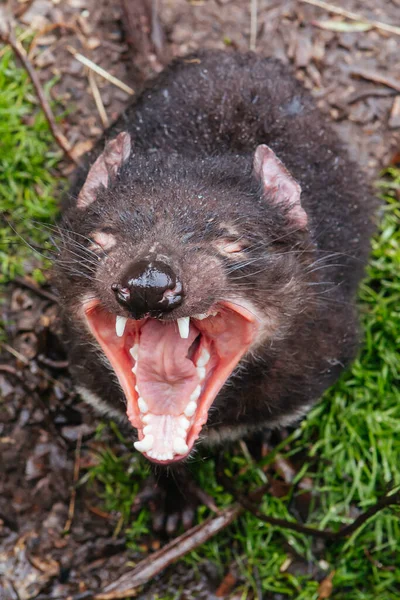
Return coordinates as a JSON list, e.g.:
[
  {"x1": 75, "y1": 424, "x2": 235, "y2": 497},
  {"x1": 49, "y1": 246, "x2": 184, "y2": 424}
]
[
  {"x1": 253, "y1": 144, "x2": 308, "y2": 229},
  {"x1": 77, "y1": 132, "x2": 131, "y2": 209}
]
